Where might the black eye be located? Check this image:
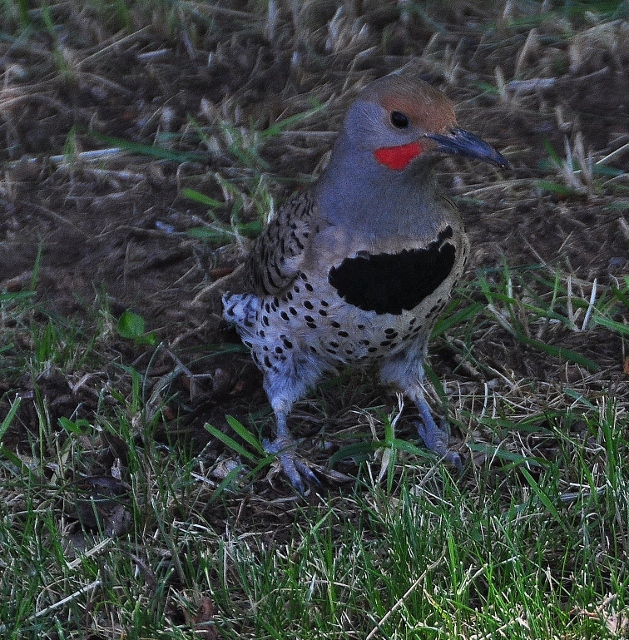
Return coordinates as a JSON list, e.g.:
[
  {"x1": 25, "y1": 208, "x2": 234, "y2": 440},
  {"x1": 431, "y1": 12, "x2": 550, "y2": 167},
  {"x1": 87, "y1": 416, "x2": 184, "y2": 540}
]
[{"x1": 390, "y1": 111, "x2": 410, "y2": 129}]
